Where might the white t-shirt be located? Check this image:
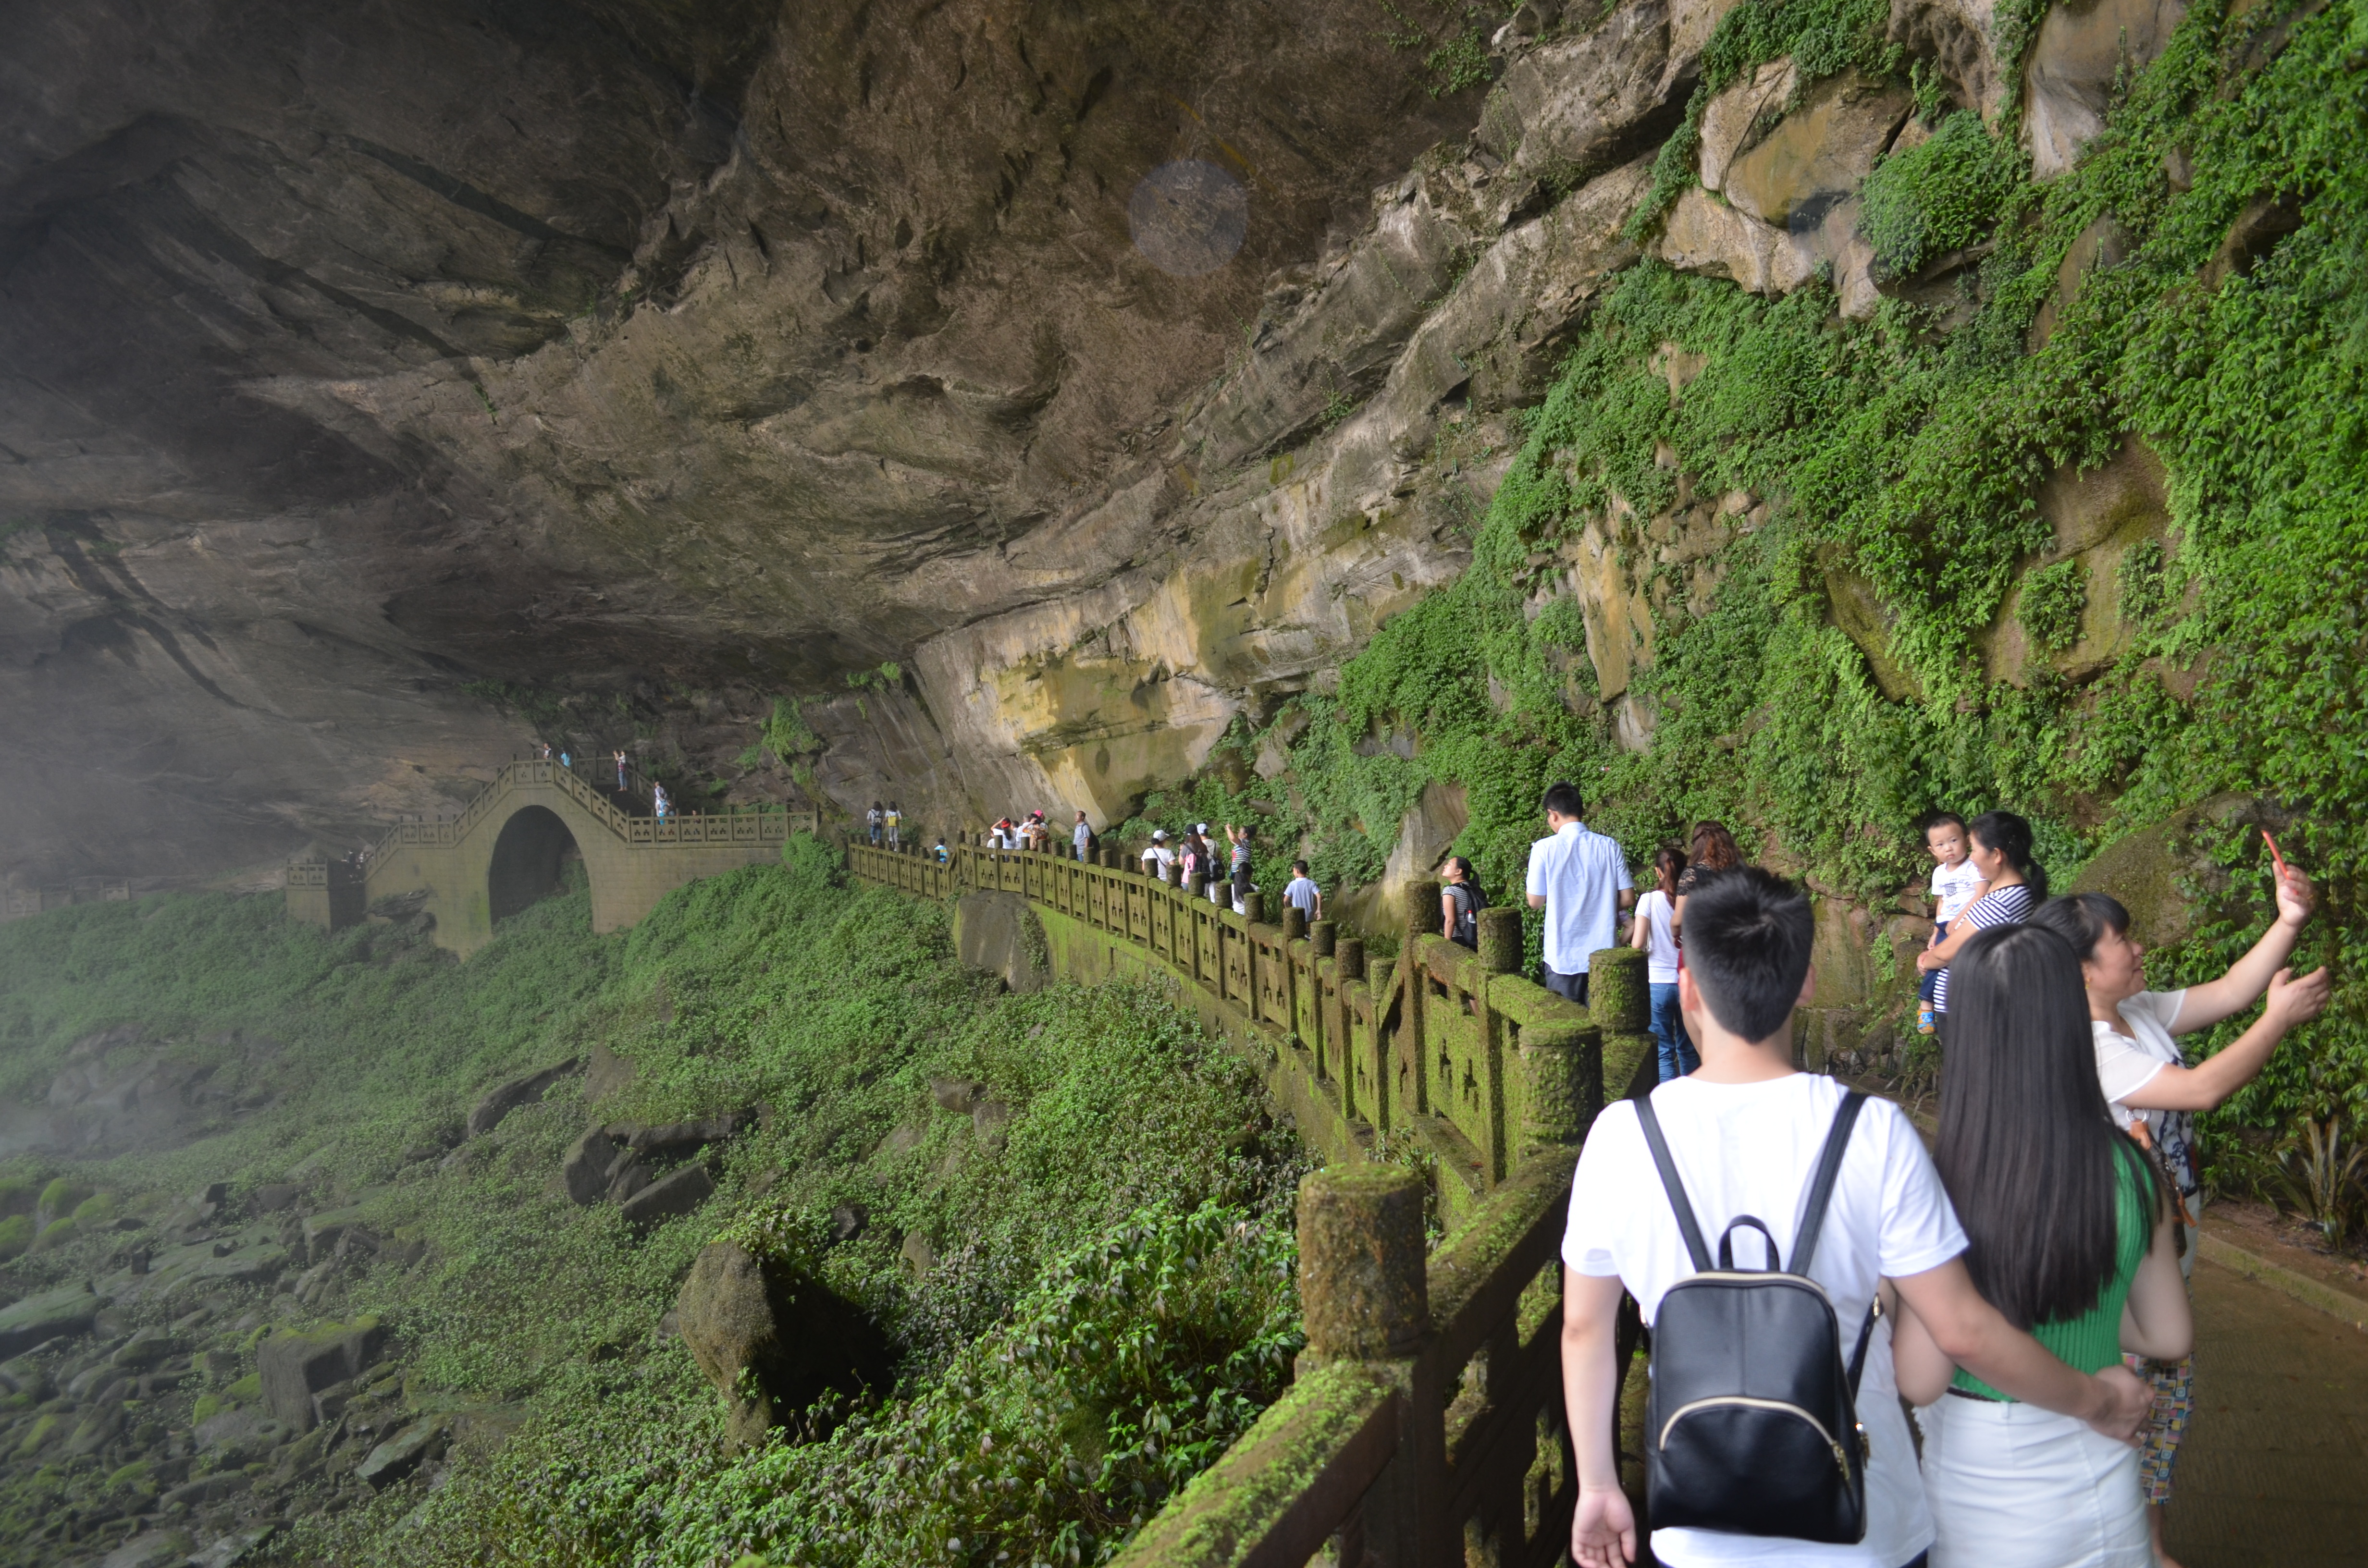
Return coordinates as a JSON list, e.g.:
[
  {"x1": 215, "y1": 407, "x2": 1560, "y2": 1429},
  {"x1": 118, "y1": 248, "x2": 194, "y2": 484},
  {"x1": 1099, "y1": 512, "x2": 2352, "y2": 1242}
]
[
  {"x1": 1073, "y1": 821, "x2": 1091, "y2": 851},
  {"x1": 2092, "y1": 988, "x2": 2201, "y2": 1201},
  {"x1": 1928, "y1": 860, "x2": 1984, "y2": 926},
  {"x1": 1141, "y1": 844, "x2": 1174, "y2": 880},
  {"x1": 1565, "y1": 1075, "x2": 1965, "y2": 1568},
  {"x1": 1284, "y1": 876, "x2": 1320, "y2": 916},
  {"x1": 1636, "y1": 888, "x2": 1680, "y2": 982},
  {"x1": 1526, "y1": 821, "x2": 1633, "y2": 974}
]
